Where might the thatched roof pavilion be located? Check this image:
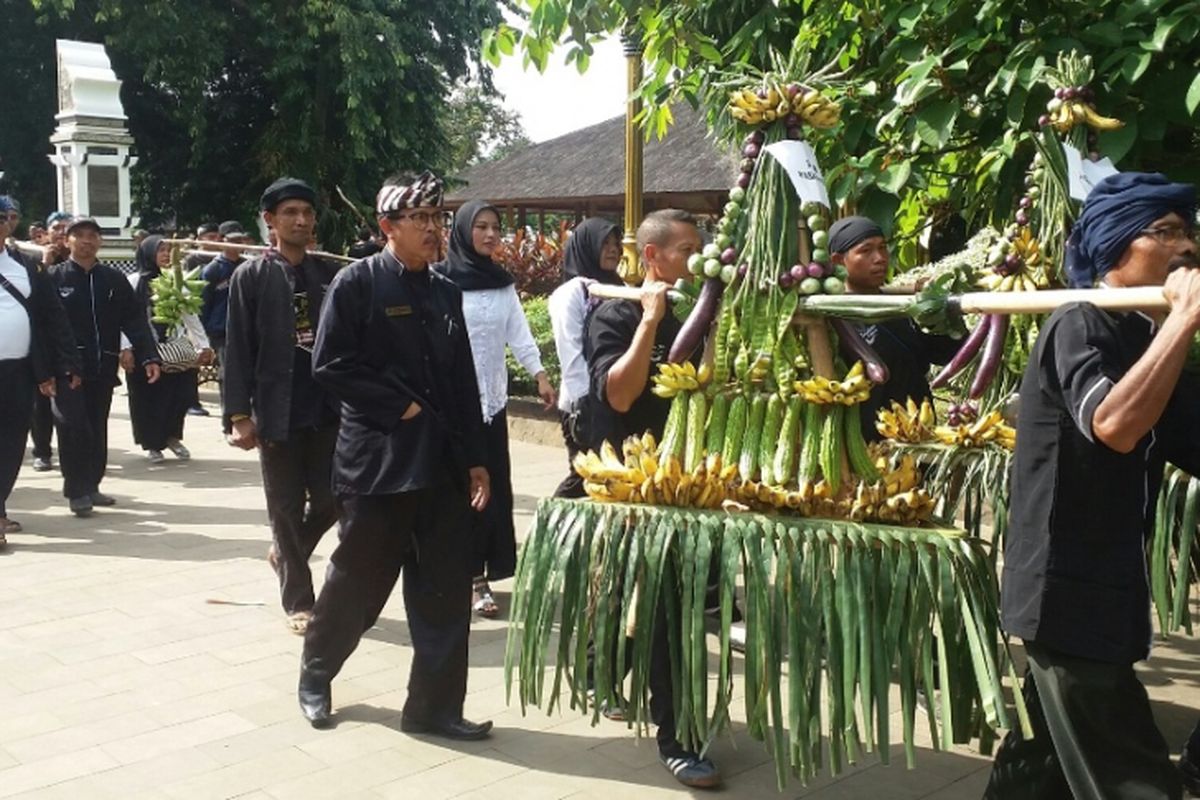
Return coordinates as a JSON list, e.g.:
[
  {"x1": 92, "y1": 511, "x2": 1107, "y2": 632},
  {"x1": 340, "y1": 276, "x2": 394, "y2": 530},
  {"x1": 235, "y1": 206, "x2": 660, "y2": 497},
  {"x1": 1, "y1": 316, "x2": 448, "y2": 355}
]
[{"x1": 445, "y1": 104, "x2": 738, "y2": 227}]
